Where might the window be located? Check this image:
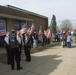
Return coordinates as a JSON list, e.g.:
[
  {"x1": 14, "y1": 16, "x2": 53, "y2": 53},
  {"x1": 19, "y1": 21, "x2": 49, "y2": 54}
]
[
  {"x1": 21, "y1": 21, "x2": 27, "y2": 28},
  {"x1": 14, "y1": 21, "x2": 20, "y2": 30}
]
